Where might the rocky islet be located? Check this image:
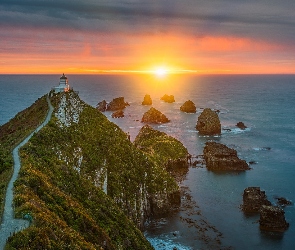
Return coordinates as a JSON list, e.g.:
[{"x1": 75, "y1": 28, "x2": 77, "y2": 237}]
[
  {"x1": 203, "y1": 141, "x2": 250, "y2": 171},
  {"x1": 196, "y1": 108, "x2": 221, "y2": 135},
  {"x1": 180, "y1": 100, "x2": 197, "y2": 113}
]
